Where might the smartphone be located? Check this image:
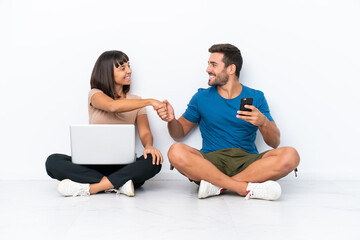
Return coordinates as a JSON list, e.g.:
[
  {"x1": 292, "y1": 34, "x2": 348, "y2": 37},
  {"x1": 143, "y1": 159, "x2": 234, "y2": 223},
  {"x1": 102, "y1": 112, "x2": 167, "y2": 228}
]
[{"x1": 239, "y1": 97, "x2": 253, "y2": 115}]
